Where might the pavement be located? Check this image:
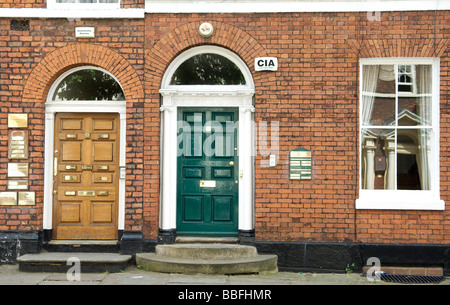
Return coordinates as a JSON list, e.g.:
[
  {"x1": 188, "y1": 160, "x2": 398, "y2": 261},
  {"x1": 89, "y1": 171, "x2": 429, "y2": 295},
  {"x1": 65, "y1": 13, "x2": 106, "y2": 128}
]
[{"x1": 0, "y1": 263, "x2": 449, "y2": 286}]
